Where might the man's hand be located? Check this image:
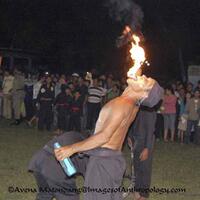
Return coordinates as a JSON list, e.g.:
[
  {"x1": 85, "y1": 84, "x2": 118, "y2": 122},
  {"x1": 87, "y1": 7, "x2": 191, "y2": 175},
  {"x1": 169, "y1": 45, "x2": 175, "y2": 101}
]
[
  {"x1": 139, "y1": 148, "x2": 149, "y2": 161},
  {"x1": 54, "y1": 145, "x2": 75, "y2": 161}
]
